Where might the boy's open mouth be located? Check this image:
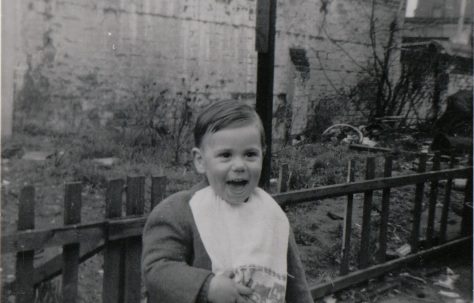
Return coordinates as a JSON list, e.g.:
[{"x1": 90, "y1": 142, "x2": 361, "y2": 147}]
[{"x1": 226, "y1": 179, "x2": 249, "y2": 187}]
